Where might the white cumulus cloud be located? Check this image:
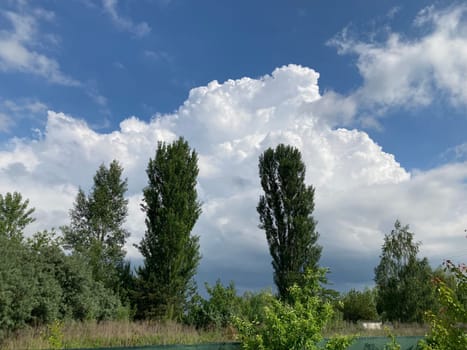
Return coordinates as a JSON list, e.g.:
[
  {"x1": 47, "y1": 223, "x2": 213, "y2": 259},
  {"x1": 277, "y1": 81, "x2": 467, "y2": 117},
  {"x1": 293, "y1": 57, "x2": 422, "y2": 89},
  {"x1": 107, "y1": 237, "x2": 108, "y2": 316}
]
[{"x1": 1, "y1": 65, "x2": 466, "y2": 291}]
